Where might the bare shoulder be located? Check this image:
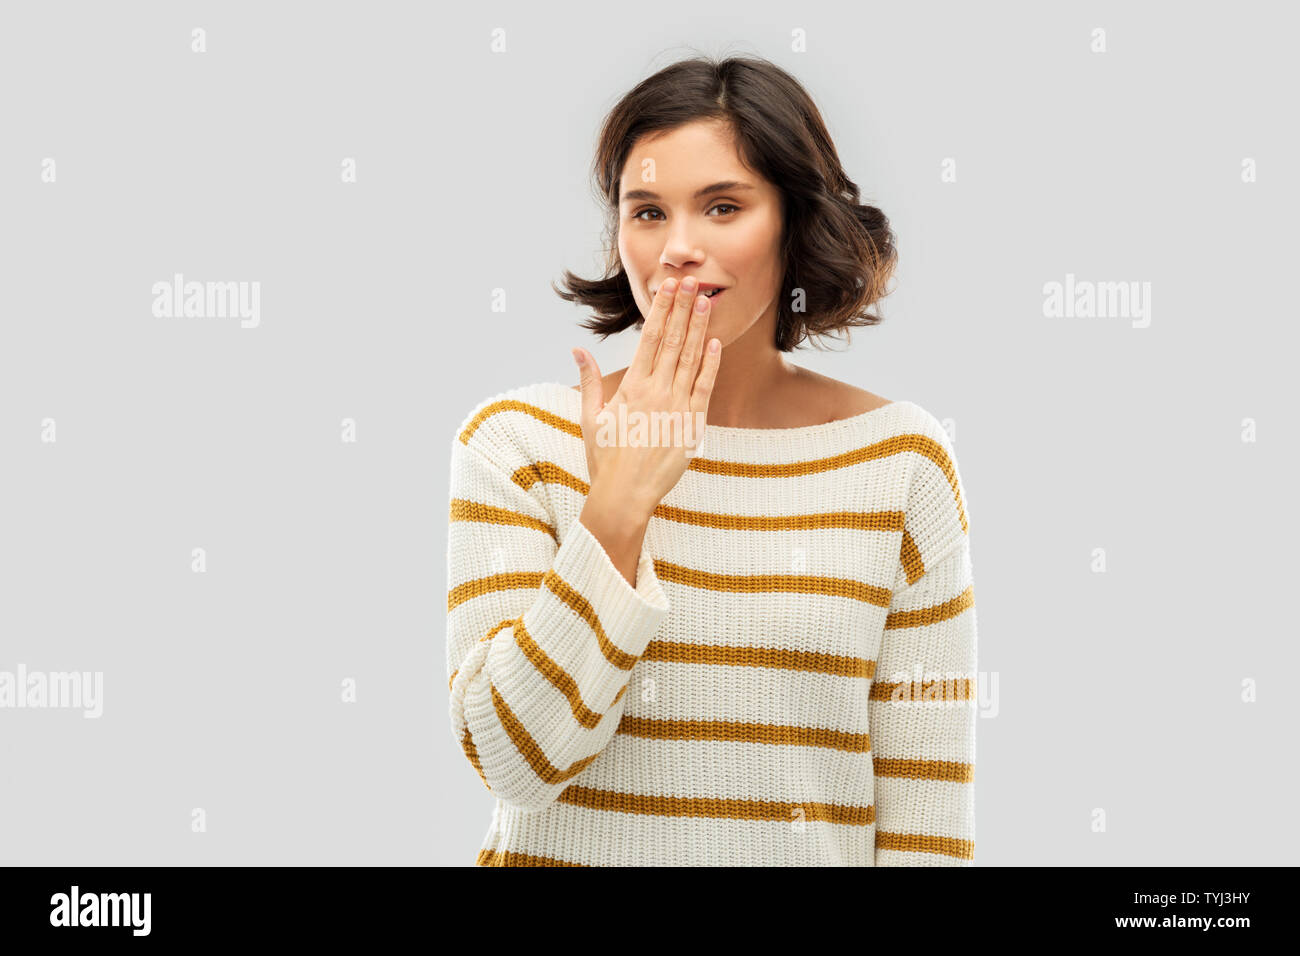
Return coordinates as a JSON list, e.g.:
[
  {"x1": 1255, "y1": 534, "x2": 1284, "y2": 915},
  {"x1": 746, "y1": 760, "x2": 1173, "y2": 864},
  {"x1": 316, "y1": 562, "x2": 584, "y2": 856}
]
[
  {"x1": 835, "y1": 380, "x2": 892, "y2": 415},
  {"x1": 794, "y1": 367, "x2": 891, "y2": 422}
]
